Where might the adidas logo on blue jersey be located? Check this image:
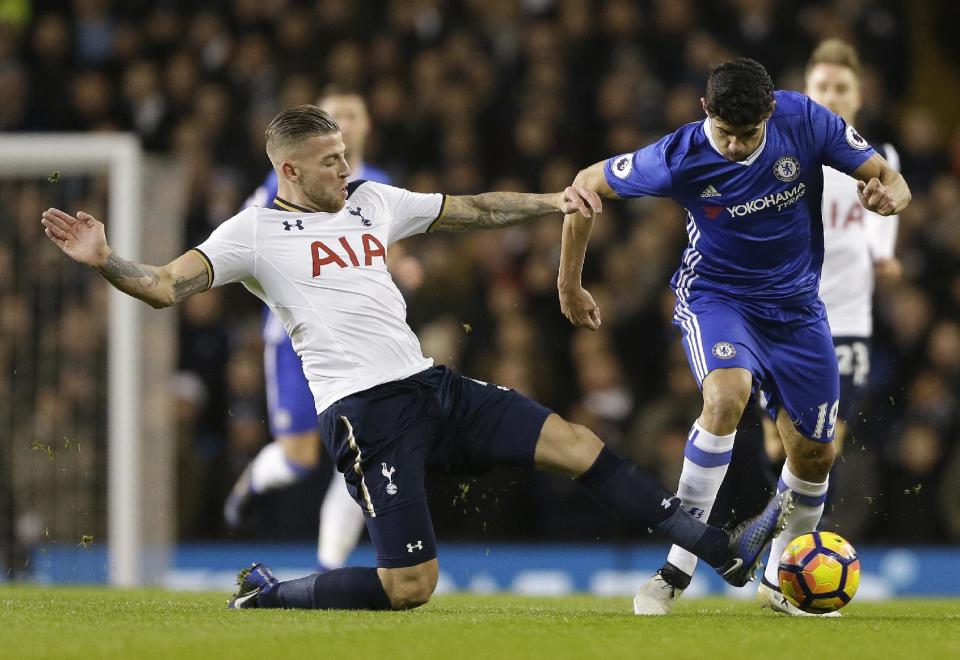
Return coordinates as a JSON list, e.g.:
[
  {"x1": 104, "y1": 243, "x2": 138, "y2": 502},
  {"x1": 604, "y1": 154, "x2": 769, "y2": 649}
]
[{"x1": 700, "y1": 184, "x2": 722, "y2": 198}]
